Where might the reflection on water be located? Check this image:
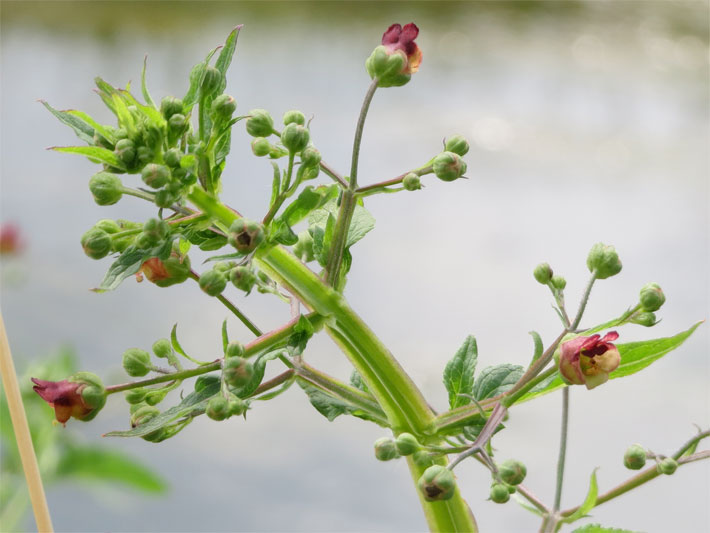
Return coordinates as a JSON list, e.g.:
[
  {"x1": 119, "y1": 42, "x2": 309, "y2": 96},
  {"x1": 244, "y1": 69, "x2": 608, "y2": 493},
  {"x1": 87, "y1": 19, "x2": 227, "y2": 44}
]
[{"x1": 1, "y1": 2, "x2": 708, "y2": 532}]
